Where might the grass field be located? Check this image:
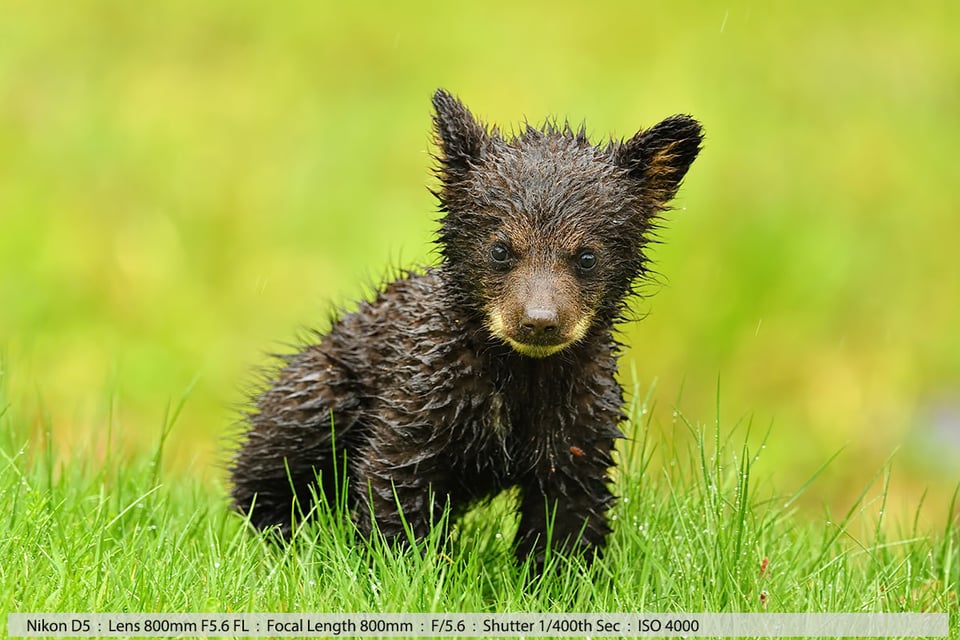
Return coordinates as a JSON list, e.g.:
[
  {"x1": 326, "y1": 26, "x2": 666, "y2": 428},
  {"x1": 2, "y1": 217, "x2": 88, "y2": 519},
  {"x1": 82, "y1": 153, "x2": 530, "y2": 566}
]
[
  {"x1": 2, "y1": 1, "x2": 959, "y2": 634},
  {"x1": 2, "y1": 381, "x2": 956, "y2": 632}
]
